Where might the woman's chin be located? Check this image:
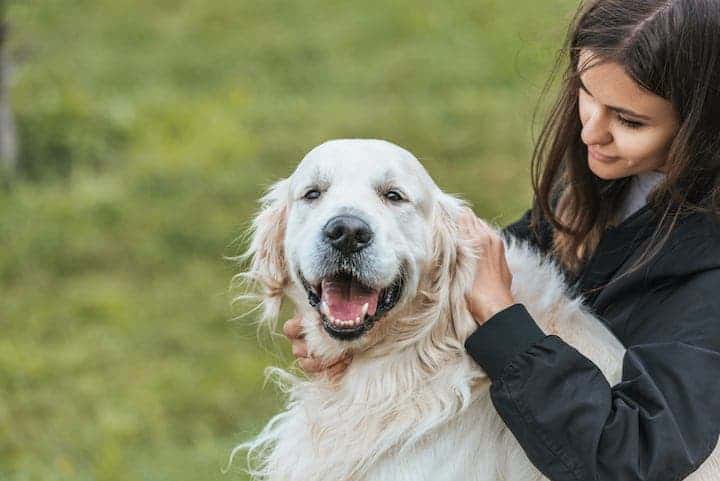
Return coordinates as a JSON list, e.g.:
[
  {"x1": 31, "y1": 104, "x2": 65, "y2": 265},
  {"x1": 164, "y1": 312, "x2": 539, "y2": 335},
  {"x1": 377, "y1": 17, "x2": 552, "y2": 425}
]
[{"x1": 588, "y1": 155, "x2": 627, "y2": 180}]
